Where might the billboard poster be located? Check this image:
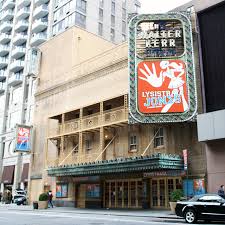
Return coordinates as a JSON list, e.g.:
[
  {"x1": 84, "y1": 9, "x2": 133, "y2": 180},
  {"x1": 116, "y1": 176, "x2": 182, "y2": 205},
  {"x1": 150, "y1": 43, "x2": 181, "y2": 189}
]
[
  {"x1": 56, "y1": 184, "x2": 62, "y2": 198},
  {"x1": 138, "y1": 60, "x2": 188, "y2": 114},
  {"x1": 86, "y1": 184, "x2": 100, "y2": 198},
  {"x1": 129, "y1": 13, "x2": 197, "y2": 123},
  {"x1": 56, "y1": 183, "x2": 68, "y2": 198},
  {"x1": 193, "y1": 179, "x2": 206, "y2": 195},
  {"x1": 15, "y1": 124, "x2": 32, "y2": 152}
]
